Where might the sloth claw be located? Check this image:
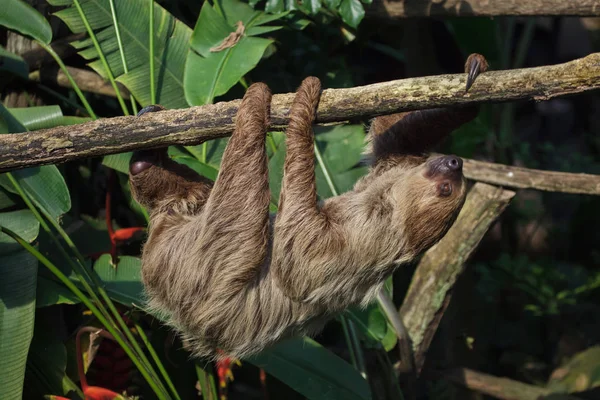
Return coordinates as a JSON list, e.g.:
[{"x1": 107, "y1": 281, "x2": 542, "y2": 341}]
[{"x1": 464, "y1": 53, "x2": 489, "y2": 92}]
